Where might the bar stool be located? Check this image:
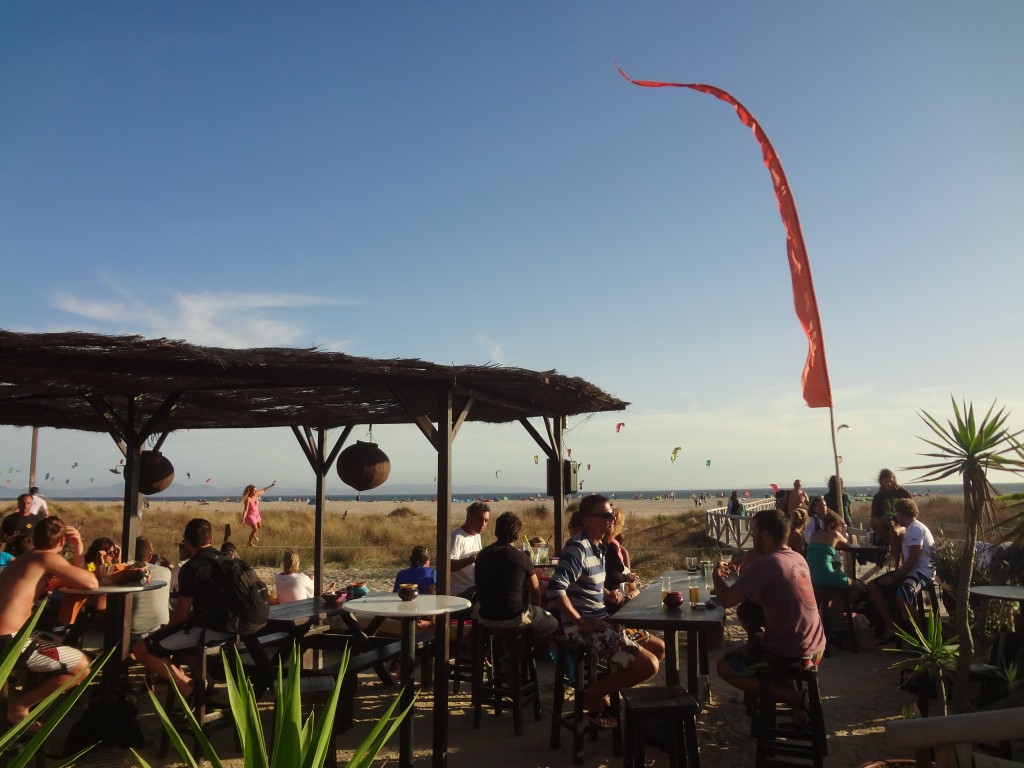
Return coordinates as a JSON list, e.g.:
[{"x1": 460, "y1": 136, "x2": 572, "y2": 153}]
[
  {"x1": 814, "y1": 586, "x2": 858, "y2": 655},
  {"x1": 550, "y1": 635, "x2": 622, "y2": 765},
  {"x1": 752, "y1": 664, "x2": 826, "y2": 768},
  {"x1": 620, "y1": 685, "x2": 700, "y2": 768},
  {"x1": 448, "y1": 607, "x2": 474, "y2": 694},
  {"x1": 159, "y1": 634, "x2": 237, "y2": 758},
  {"x1": 471, "y1": 623, "x2": 541, "y2": 734}
]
